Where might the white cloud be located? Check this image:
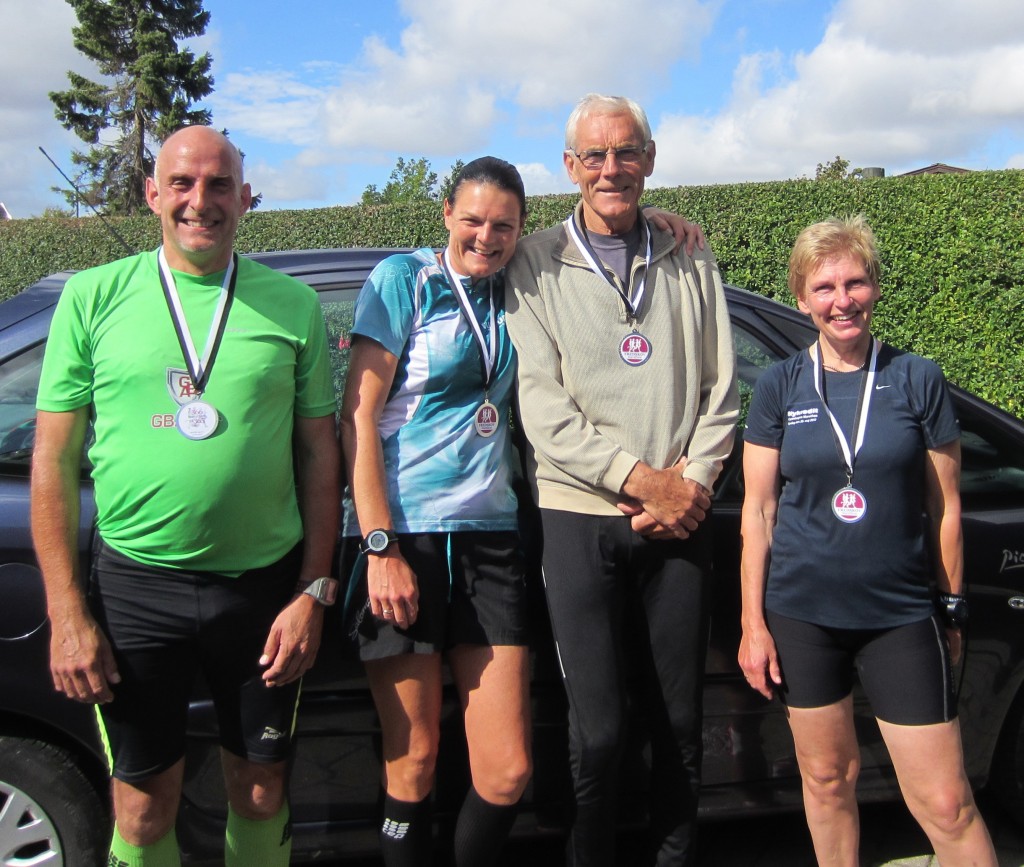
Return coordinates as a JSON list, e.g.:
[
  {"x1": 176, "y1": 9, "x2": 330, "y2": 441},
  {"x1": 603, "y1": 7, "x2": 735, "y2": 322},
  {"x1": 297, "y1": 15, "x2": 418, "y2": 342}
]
[
  {"x1": 651, "y1": 0, "x2": 1024, "y2": 186},
  {"x1": 210, "y1": 69, "x2": 333, "y2": 147},
  {"x1": 0, "y1": 0, "x2": 92, "y2": 217},
  {"x1": 515, "y1": 161, "x2": 576, "y2": 197},
  {"x1": 246, "y1": 158, "x2": 330, "y2": 207},
  {"x1": 967, "y1": 45, "x2": 1024, "y2": 116},
  {"x1": 229, "y1": 0, "x2": 716, "y2": 158},
  {"x1": 833, "y1": 0, "x2": 1024, "y2": 53}
]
